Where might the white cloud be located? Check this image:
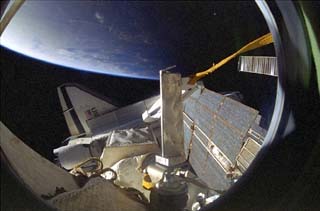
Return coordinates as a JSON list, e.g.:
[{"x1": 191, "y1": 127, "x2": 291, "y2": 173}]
[{"x1": 95, "y1": 12, "x2": 104, "y2": 24}]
